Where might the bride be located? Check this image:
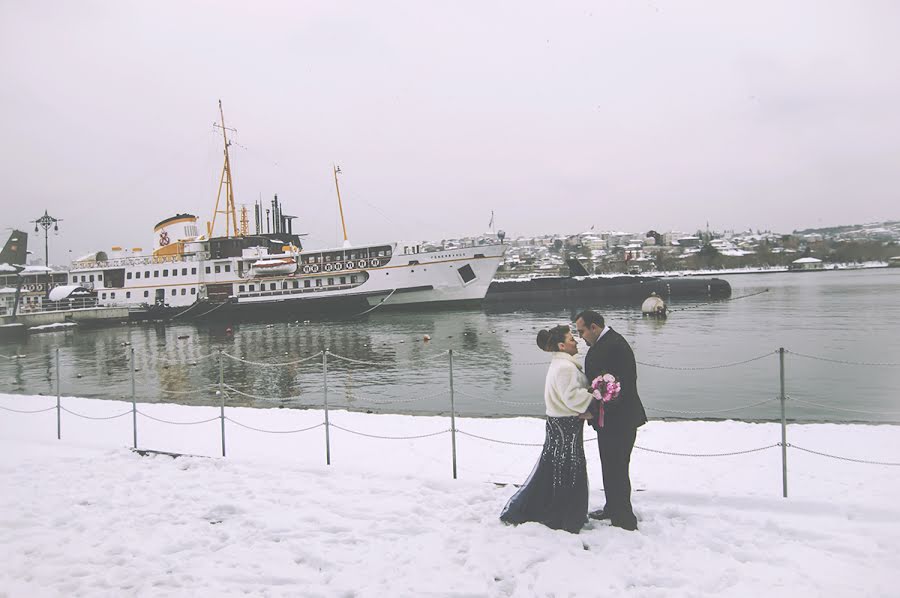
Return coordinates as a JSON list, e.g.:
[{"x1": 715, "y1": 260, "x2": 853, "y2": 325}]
[{"x1": 500, "y1": 324, "x2": 593, "y2": 533}]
